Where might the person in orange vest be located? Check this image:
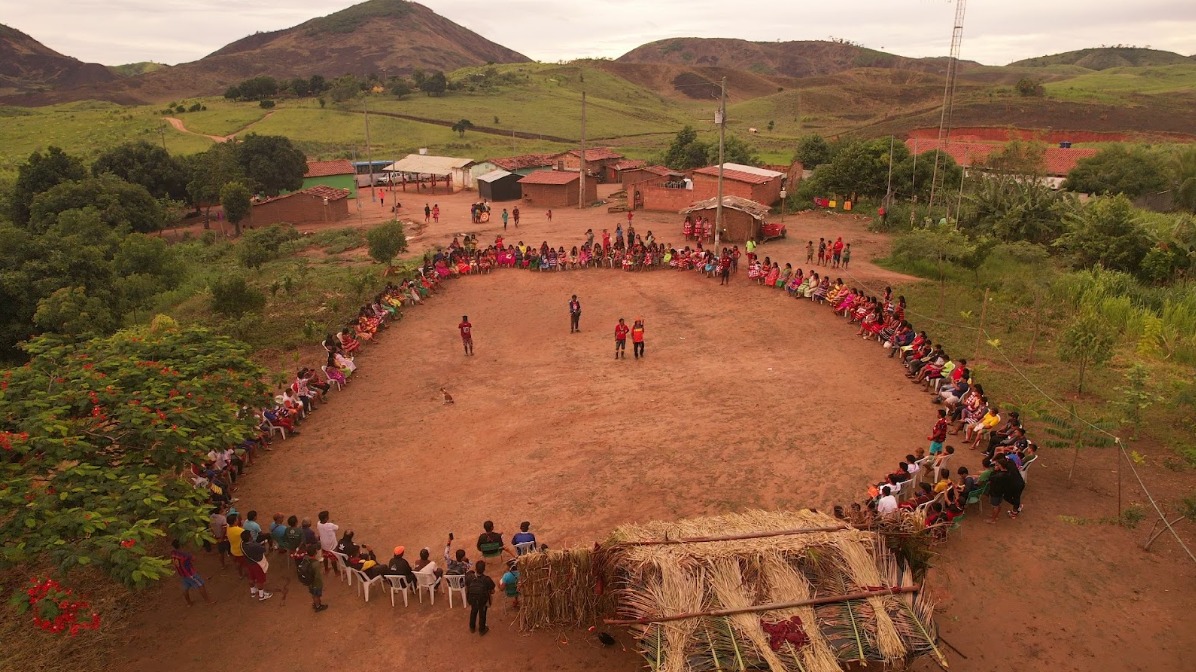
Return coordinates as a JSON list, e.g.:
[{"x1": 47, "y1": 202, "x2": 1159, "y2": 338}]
[{"x1": 631, "y1": 318, "x2": 646, "y2": 360}]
